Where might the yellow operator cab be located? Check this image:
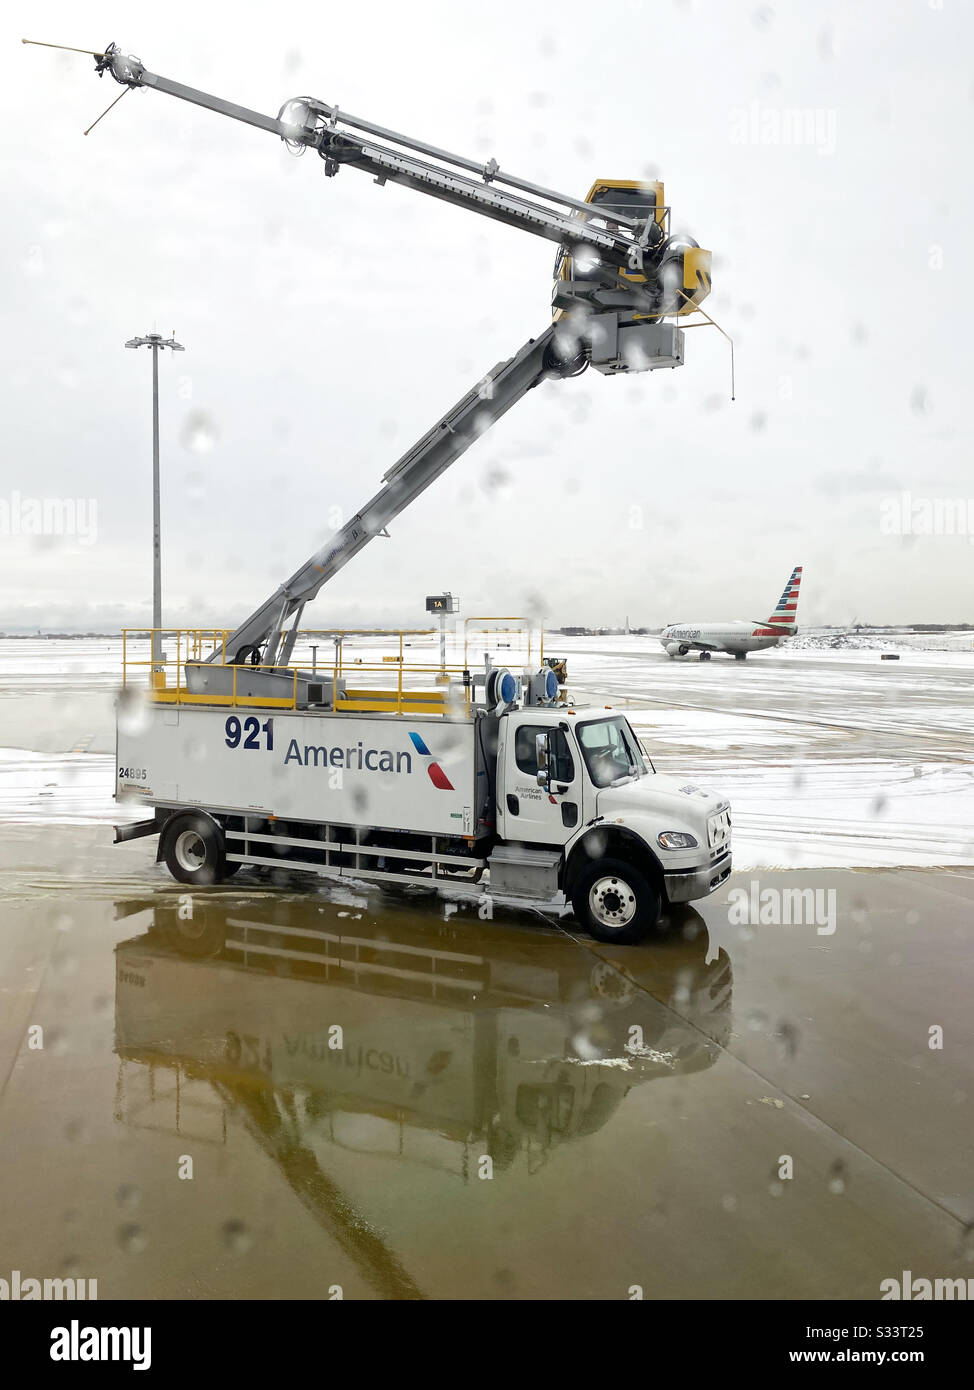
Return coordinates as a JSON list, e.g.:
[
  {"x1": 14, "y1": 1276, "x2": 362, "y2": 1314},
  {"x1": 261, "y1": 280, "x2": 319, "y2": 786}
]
[{"x1": 553, "y1": 179, "x2": 712, "y2": 320}]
